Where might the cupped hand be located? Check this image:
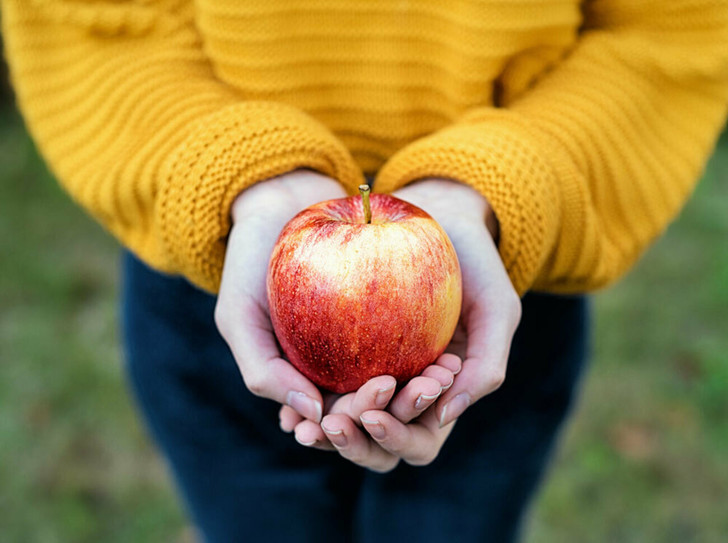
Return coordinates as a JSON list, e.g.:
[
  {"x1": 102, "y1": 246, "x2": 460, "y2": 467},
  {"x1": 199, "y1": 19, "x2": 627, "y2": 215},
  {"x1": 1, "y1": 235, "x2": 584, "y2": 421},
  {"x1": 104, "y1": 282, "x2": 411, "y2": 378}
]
[
  {"x1": 284, "y1": 178, "x2": 521, "y2": 472},
  {"x1": 395, "y1": 179, "x2": 522, "y2": 428},
  {"x1": 215, "y1": 169, "x2": 349, "y2": 423}
]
